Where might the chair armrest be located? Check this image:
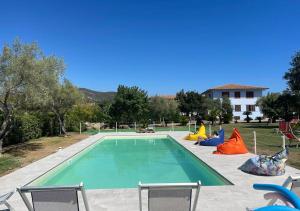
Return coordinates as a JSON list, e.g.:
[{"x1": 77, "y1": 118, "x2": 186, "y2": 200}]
[{"x1": 253, "y1": 184, "x2": 300, "y2": 209}]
